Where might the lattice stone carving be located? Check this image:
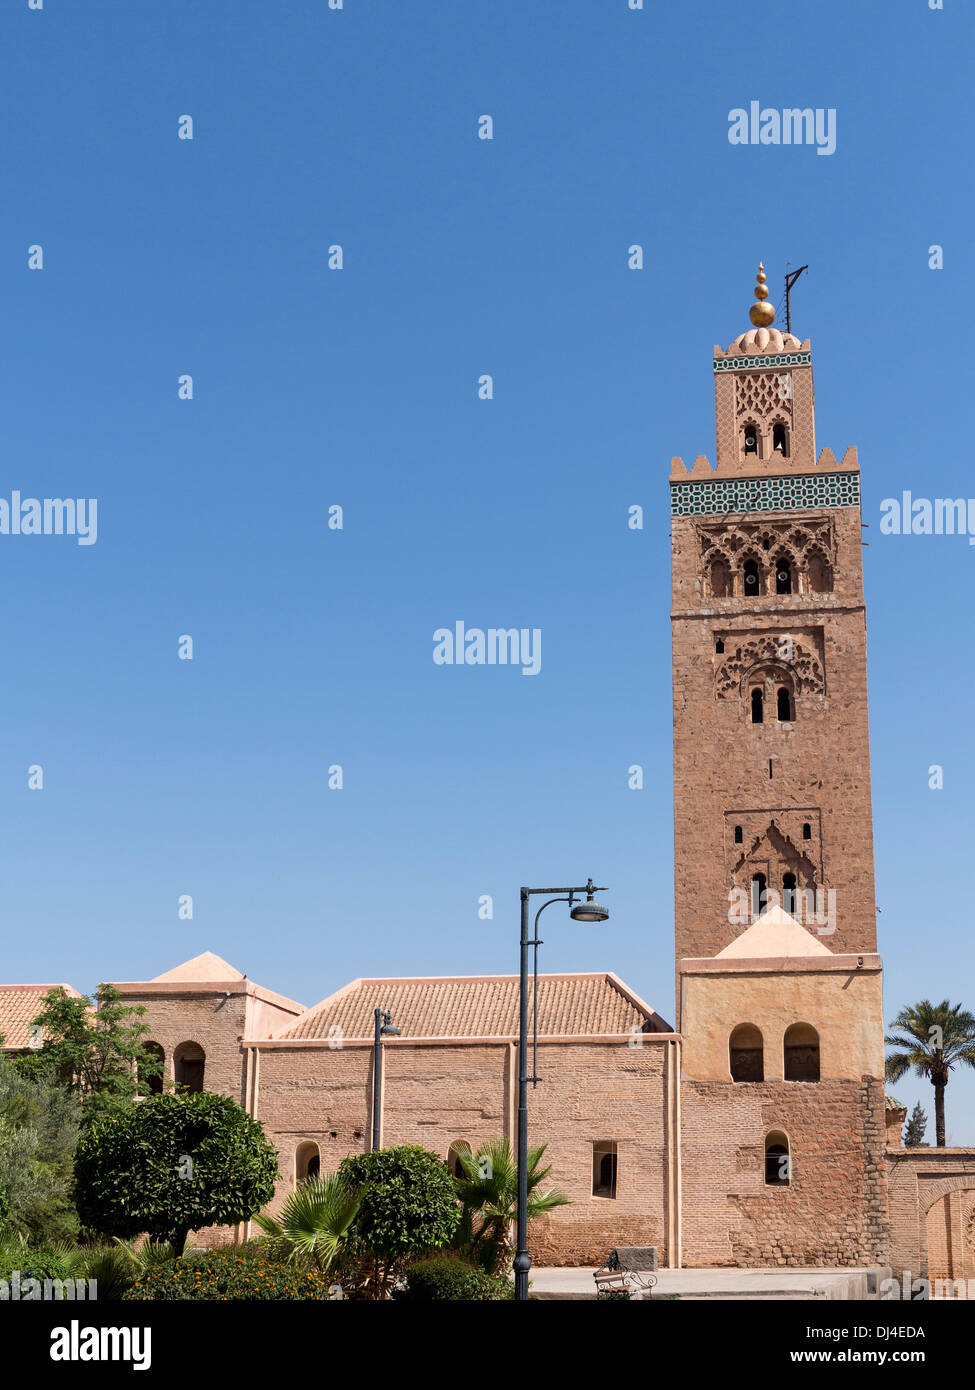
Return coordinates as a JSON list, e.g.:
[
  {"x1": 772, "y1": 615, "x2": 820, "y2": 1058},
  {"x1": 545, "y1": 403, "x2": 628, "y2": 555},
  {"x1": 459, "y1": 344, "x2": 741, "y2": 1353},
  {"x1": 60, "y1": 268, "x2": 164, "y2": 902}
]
[
  {"x1": 735, "y1": 371, "x2": 793, "y2": 422},
  {"x1": 715, "y1": 635, "x2": 825, "y2": 698}
]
